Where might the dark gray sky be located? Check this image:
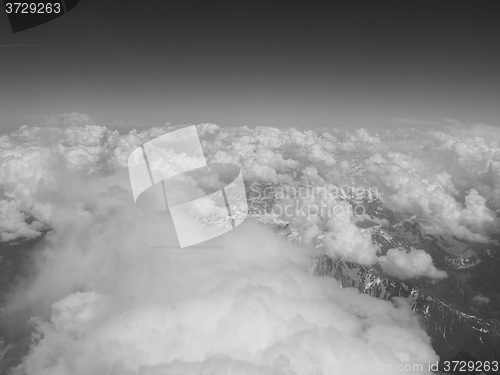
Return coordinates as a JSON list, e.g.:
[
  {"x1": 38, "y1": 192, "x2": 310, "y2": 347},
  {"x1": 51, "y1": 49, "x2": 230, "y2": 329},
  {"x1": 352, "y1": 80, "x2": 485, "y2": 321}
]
[{"x1": 1, "y1": 0, "x2": 499, "y2": 132}]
